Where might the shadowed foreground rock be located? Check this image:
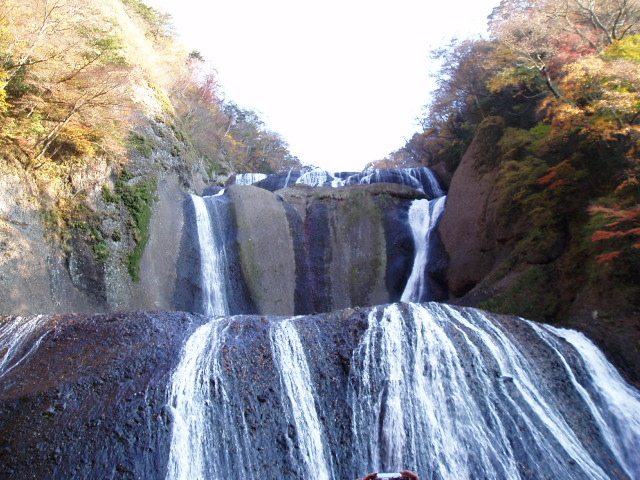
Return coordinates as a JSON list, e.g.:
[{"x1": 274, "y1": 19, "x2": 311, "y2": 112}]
[
  {"x1": 1, "y1": 306, "x2": 638, "y2": 480},
  {"x1": 0, "y1": 311, "x2": 205, "y2": 480}
]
